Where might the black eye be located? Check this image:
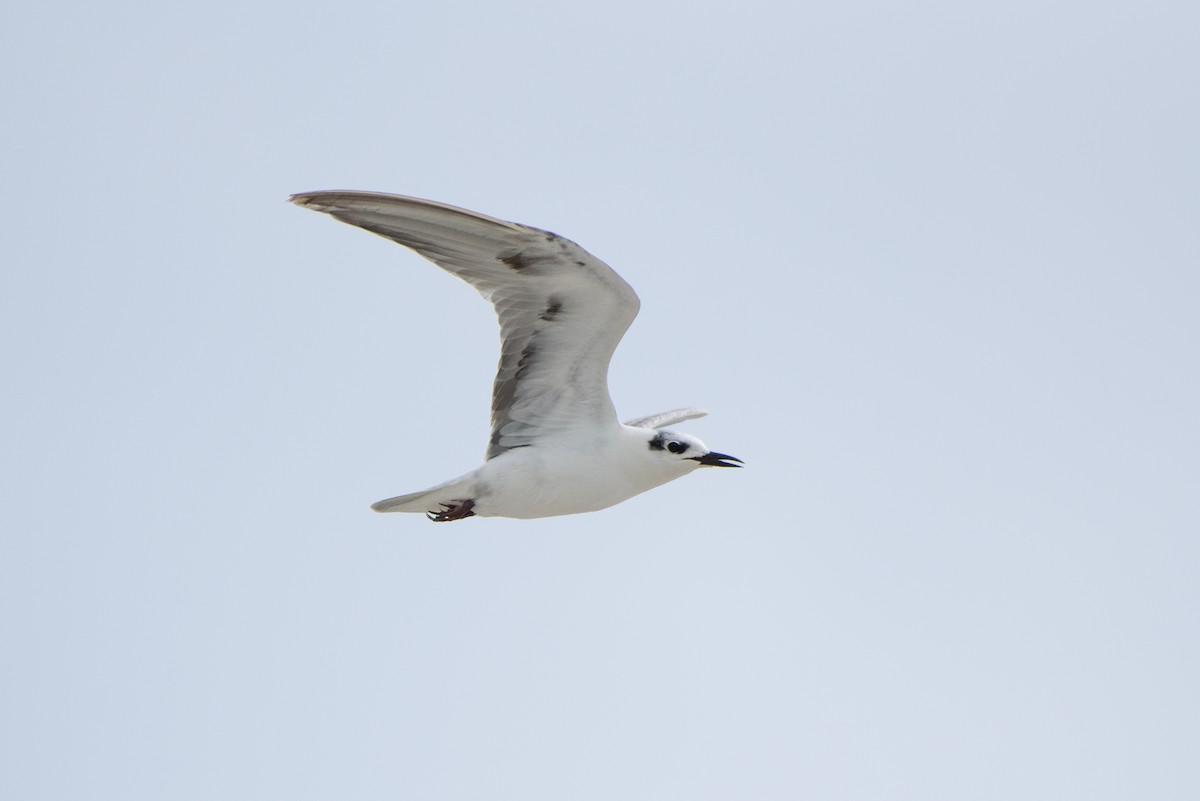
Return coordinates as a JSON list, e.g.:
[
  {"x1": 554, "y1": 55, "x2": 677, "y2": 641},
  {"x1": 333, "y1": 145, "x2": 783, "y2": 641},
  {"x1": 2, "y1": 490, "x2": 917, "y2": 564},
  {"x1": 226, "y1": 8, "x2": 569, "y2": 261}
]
[{"x1": 667, "y1": 441, "x2": 687, "y2": 454}]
